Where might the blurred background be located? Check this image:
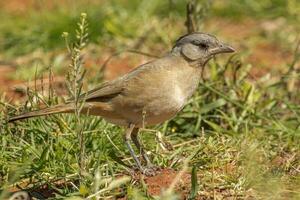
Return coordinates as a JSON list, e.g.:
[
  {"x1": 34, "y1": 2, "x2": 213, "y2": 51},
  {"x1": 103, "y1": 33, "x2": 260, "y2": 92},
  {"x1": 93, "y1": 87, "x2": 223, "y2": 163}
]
[{"x1": 0, "y1": 0, "x2": 299, "y2": 100}]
